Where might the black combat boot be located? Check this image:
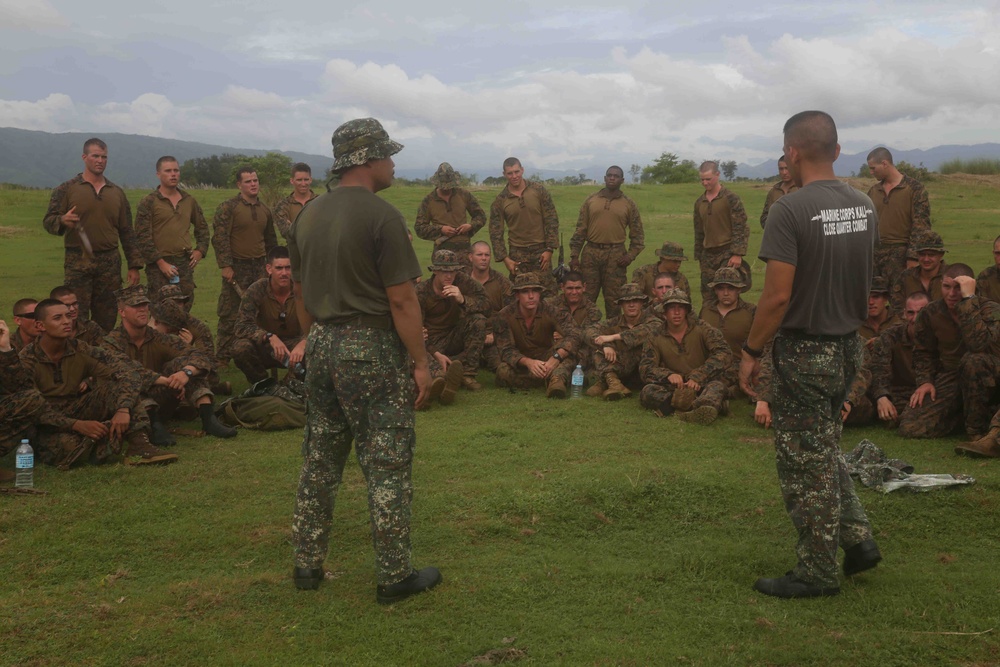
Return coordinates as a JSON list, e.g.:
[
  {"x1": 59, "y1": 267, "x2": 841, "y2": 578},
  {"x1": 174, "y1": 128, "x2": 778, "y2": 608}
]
[{"x1": 199, "y1": 403, "x2": 237, "y2": 439}]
